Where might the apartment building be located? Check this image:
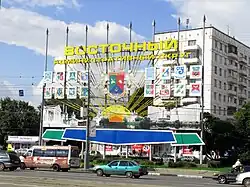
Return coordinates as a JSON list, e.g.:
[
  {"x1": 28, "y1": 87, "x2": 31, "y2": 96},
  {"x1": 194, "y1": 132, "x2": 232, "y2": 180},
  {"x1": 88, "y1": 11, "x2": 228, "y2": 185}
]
[{"x1": 148, "y1": 26, "x2": 250, "y2": 122}]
